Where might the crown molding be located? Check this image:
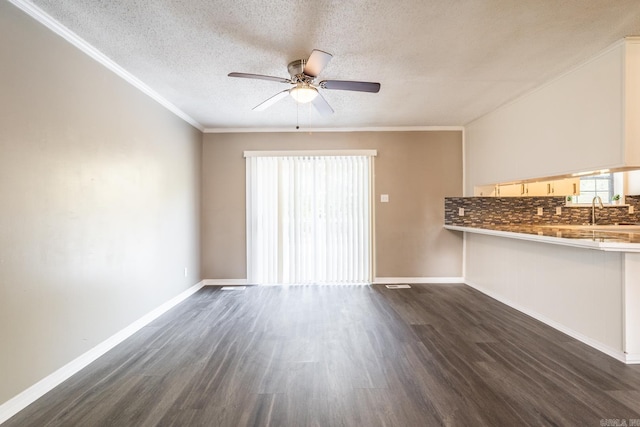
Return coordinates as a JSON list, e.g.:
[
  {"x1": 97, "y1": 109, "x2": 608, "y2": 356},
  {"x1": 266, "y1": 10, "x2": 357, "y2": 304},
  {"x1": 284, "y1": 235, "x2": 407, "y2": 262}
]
[
  {"x1": 7, "y1": 1, "x2": 465, "y2": 135},
  {"x1": 7, "y1": 0, "x2": 204, "y2": 132},
  {"x1": 203, "y1": 126, "x2": 464, "y2": 133}
]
